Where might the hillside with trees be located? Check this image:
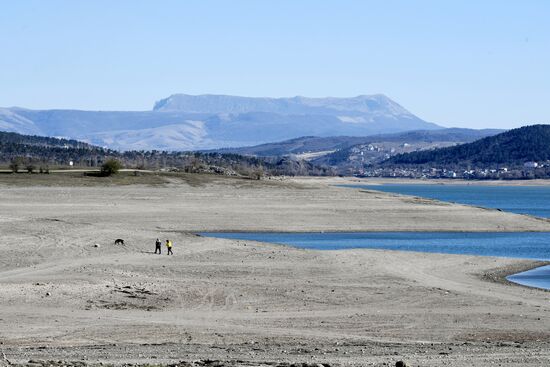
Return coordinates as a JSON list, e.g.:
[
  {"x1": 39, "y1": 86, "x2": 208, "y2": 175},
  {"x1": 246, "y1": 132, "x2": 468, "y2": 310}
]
[
  {"x1": 384, "y1": 125, "x2": 550, "y2": 168},
  {"x1": 0, "y1": 131, "x2": 333, "y2": 177}
]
